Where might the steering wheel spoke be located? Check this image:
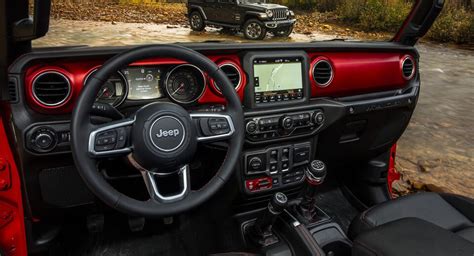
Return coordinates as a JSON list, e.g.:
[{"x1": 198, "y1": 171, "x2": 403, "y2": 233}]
[
  {"x1": 190, "y1": 112, "x2": 235, "y2": 143},
  {"x1": 88, "y1": 118, "x2": 135, "y2": 158},
  {"x1": 140, "y1": 165, "x2": 190, "y2": 203}
]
